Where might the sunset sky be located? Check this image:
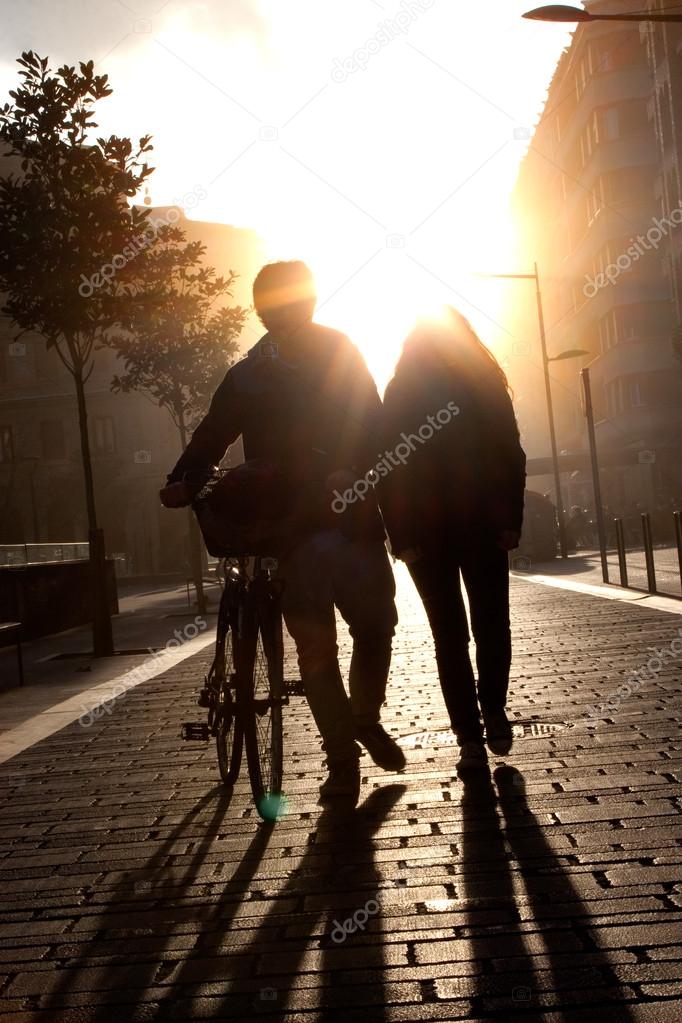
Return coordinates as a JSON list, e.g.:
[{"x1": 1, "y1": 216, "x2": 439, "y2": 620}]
[{"x1": 0, "y1": 0, "x2": 573, "y2": 386}]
